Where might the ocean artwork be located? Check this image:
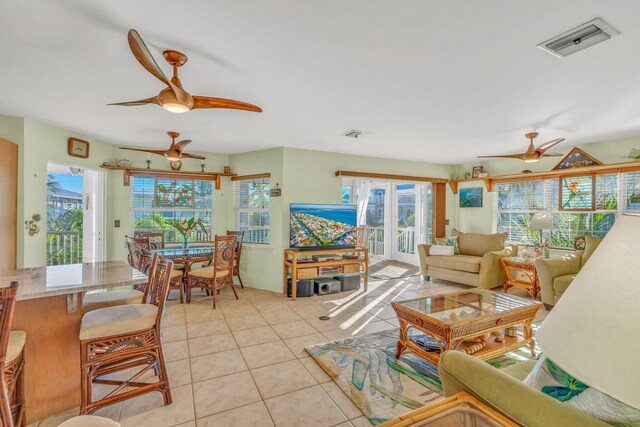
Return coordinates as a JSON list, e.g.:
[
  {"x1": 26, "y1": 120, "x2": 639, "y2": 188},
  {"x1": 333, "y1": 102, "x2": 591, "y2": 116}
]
[
  {"x1": 290, "y1": 203, "x2": 357, "y2": 247},
  {"x1": 459, "y1": 187, "x2": 483, "y2": 208}
]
